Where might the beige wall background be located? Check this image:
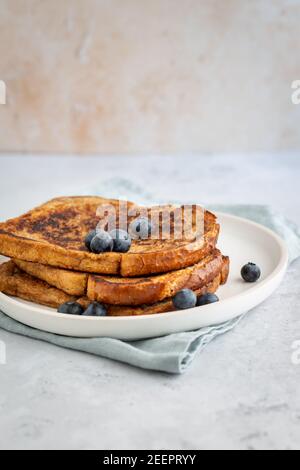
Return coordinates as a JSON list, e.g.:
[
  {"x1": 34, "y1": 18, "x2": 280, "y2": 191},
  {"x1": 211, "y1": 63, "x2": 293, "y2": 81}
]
[{"x1": 0, "y1": 0, "x2": 299, "y2": 155}]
